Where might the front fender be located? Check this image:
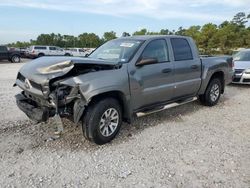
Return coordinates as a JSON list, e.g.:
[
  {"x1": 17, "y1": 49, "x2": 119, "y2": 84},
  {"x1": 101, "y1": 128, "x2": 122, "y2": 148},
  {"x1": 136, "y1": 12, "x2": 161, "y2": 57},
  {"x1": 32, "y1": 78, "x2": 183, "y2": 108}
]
[
  {"x1": 61, "y1": 65, "x2": 130, "y2": 123},
  {"x1": 73, "y1": 98, "x2": 86, "y2": 124}
]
